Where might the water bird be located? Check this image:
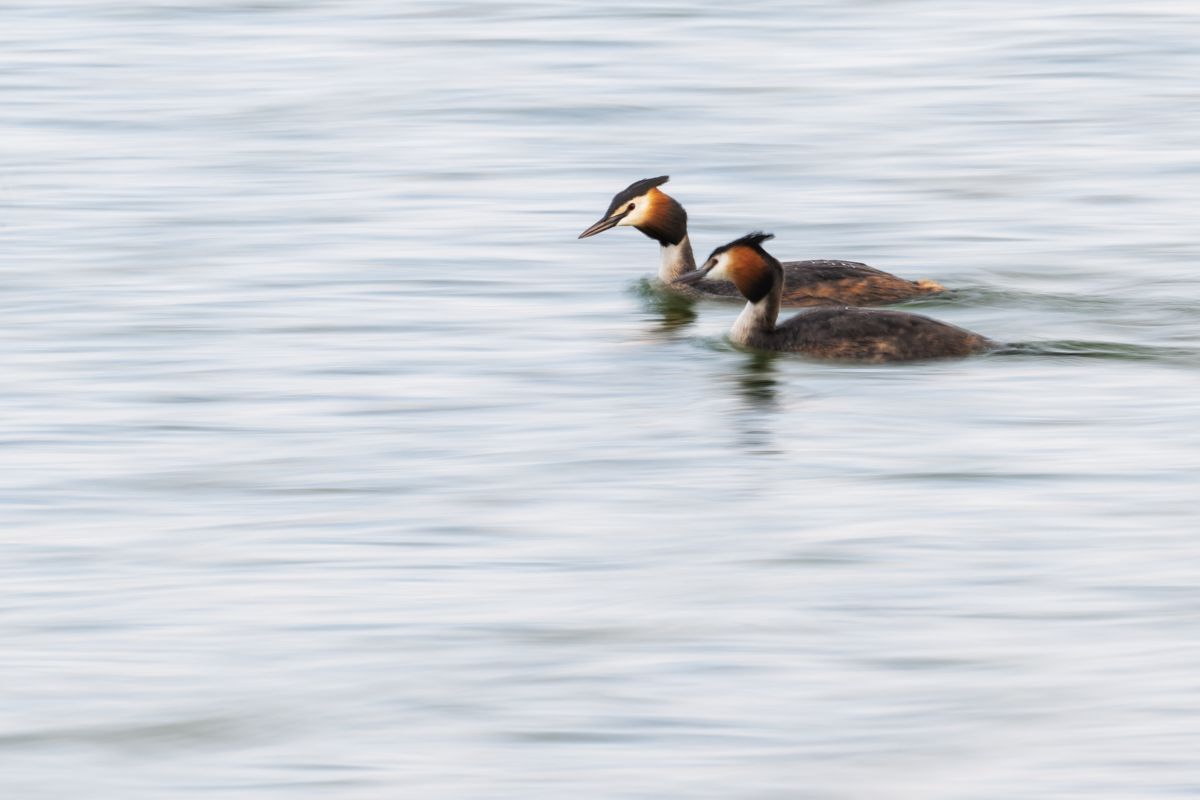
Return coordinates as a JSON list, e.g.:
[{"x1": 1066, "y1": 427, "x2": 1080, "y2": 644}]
[
  {"x1": 677, "y1": 233, "x2": 993, "y2": 362},
  {"x1": 578, "y1": 176, "x2": 944, "y2": 307}
]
